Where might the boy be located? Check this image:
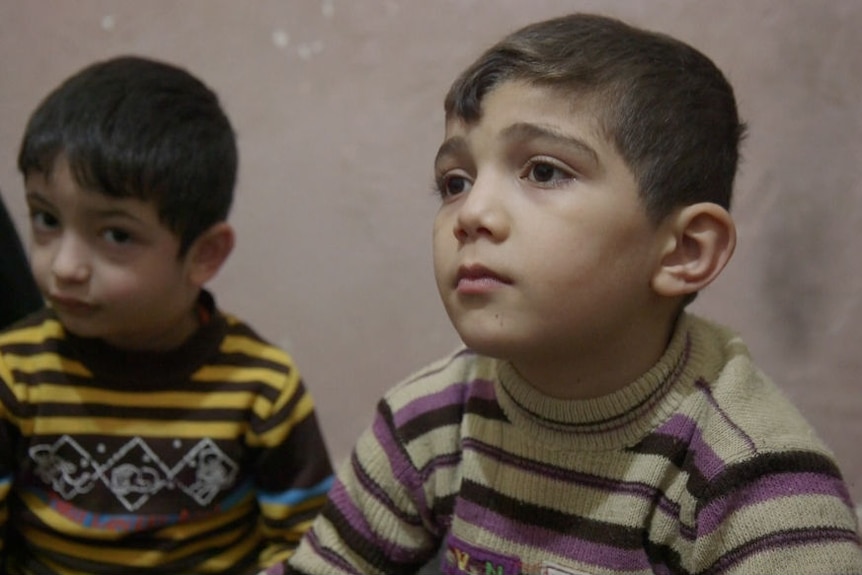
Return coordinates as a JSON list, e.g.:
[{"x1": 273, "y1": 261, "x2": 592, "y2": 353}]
[
  {"x1": 275, "y1": 13, "x2": 862, "y2": 575},
  {"x1": 0, "y1": 56, "x2": 334, "y2": 574}
]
